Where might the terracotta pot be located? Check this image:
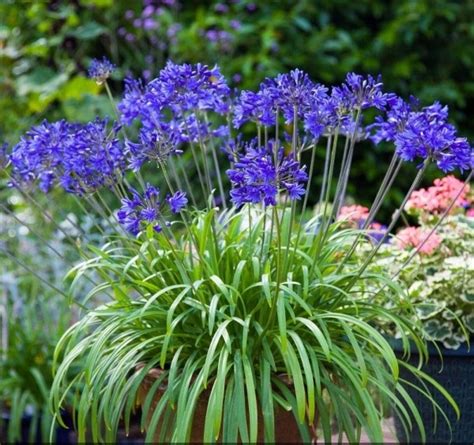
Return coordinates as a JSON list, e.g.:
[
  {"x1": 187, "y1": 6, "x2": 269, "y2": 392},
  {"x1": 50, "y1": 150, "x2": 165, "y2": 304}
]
[{"x1": 137, "y1": 368, "x2": 317, "y2": 443}]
